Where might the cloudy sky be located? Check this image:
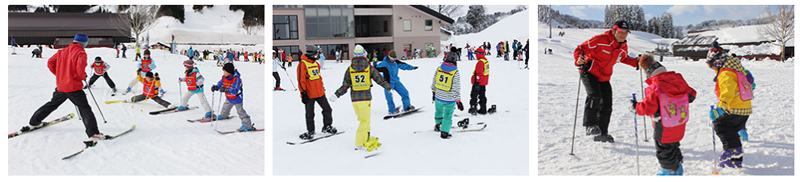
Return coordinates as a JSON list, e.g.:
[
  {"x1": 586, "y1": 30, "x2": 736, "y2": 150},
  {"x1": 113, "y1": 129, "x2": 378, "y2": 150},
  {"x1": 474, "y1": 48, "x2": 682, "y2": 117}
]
[{"x1": 548, "y1": 5, "x2": 783, "y2": 26}]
